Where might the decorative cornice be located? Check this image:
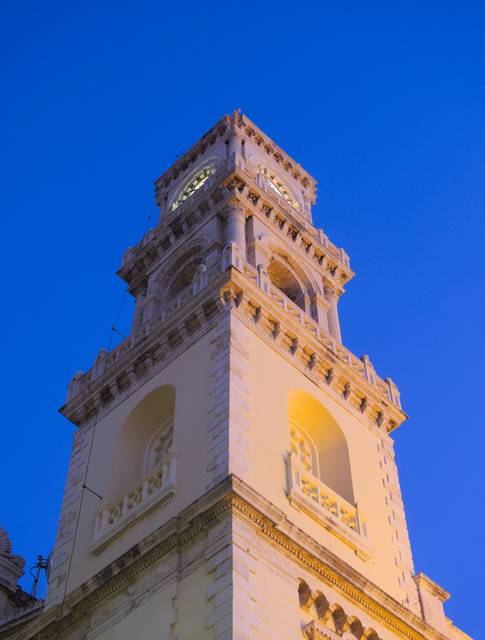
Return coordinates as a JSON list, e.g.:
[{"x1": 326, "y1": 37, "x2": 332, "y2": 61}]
[
  {"x1": 154, "y1": 114, "x2": 232, "y2": 196},
  {"x1": 228, "y1": 478, "x2": 456, "y2": 640},
  {"x1": 60, "y1": 275, "x2": 230, "y2": 427},
  {"x1": 1, "y1": 477, "x2": 459, "y2": 640},
  {"x1": 234, "y1": 111, "x2": 317, "y2": 195},
  {"x1": 61, "y1": 264, "x2": 404, "y2": 431},
  {"x1": 232, "y1": 175, "x2": 353, "y2": 292},
  {"x1": 223, "y1": 270, "x2": 406, "y2": 432}
]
